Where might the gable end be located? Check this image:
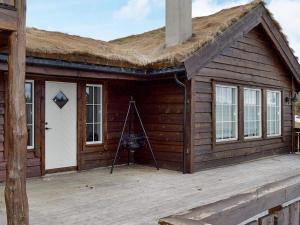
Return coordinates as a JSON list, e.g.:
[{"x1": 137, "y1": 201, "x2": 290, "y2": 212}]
[{"x1": 184, "y1": 4, "x2": 300, "y2": 89}]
